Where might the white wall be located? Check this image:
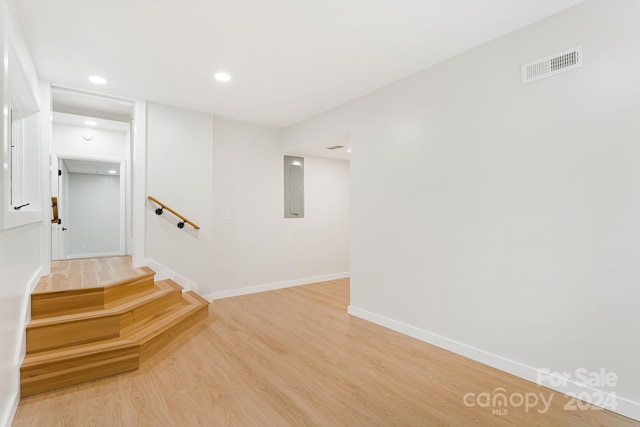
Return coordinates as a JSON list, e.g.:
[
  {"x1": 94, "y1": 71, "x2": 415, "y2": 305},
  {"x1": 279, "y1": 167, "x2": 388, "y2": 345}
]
[
  {"x1": 211, "y1": 117, "x2": 349, "y2": 297},
  {"x1": 0, "y1": 224, "x2": 42, "y2": 426},
  {"x1": 145, "y1": 104, "x2": 350, "y2": 297},
  {"x1": 0, "y1": 2, "x2": 47, "y2": 426},
  {"x1": 67, "y1": 173, "x2": 120, "y2": 257},
  {"x1": 52, "y1": 123, "x2": 127, "y2": 161},
  {"x1": 283, "y1": 0, "x2": 640, "y2": 420},
  {"x1": 145, "y1": 103, "x2": 215, "y2": 290}
]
